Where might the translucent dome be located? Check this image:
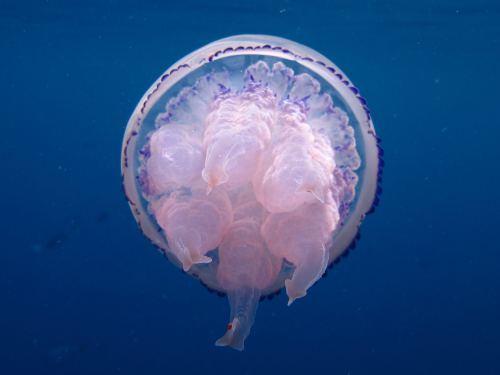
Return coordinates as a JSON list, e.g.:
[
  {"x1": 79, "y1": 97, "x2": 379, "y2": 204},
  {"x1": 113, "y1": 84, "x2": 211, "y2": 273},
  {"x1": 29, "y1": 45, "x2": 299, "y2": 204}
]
[{"x1": 121, "y1": 35, "x2": 382, "y2": 350}]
